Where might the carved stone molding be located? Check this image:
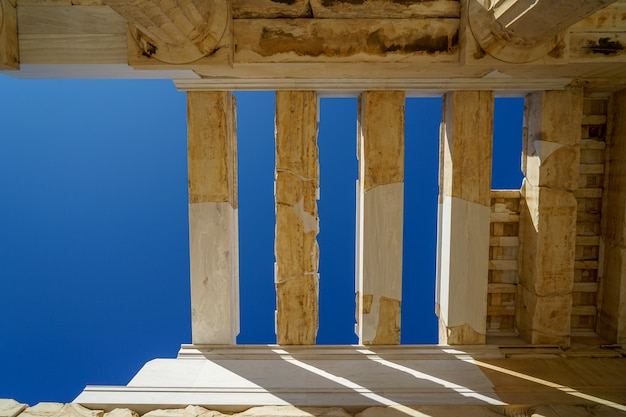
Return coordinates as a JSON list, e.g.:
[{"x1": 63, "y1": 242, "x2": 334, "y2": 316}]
[{"x1": 104, "y1": 0, "x2": 229, "y2": 64}]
